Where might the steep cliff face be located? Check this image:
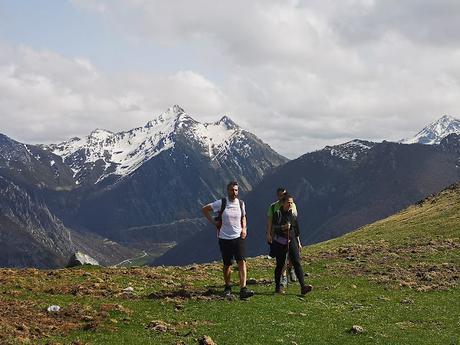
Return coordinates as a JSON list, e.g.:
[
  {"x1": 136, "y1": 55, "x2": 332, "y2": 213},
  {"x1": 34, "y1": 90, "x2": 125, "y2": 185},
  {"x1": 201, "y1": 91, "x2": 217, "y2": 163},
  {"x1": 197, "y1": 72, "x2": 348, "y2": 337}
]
[
  {"x1": 0, "y1": 175, "x2": 75, "y2": 268},
  {"x1": 0, "y1": 176, "x2": 136, "y2": 268},
  {"x1": 0, "y1": 134, "x2": 75, "y2": 191}
]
